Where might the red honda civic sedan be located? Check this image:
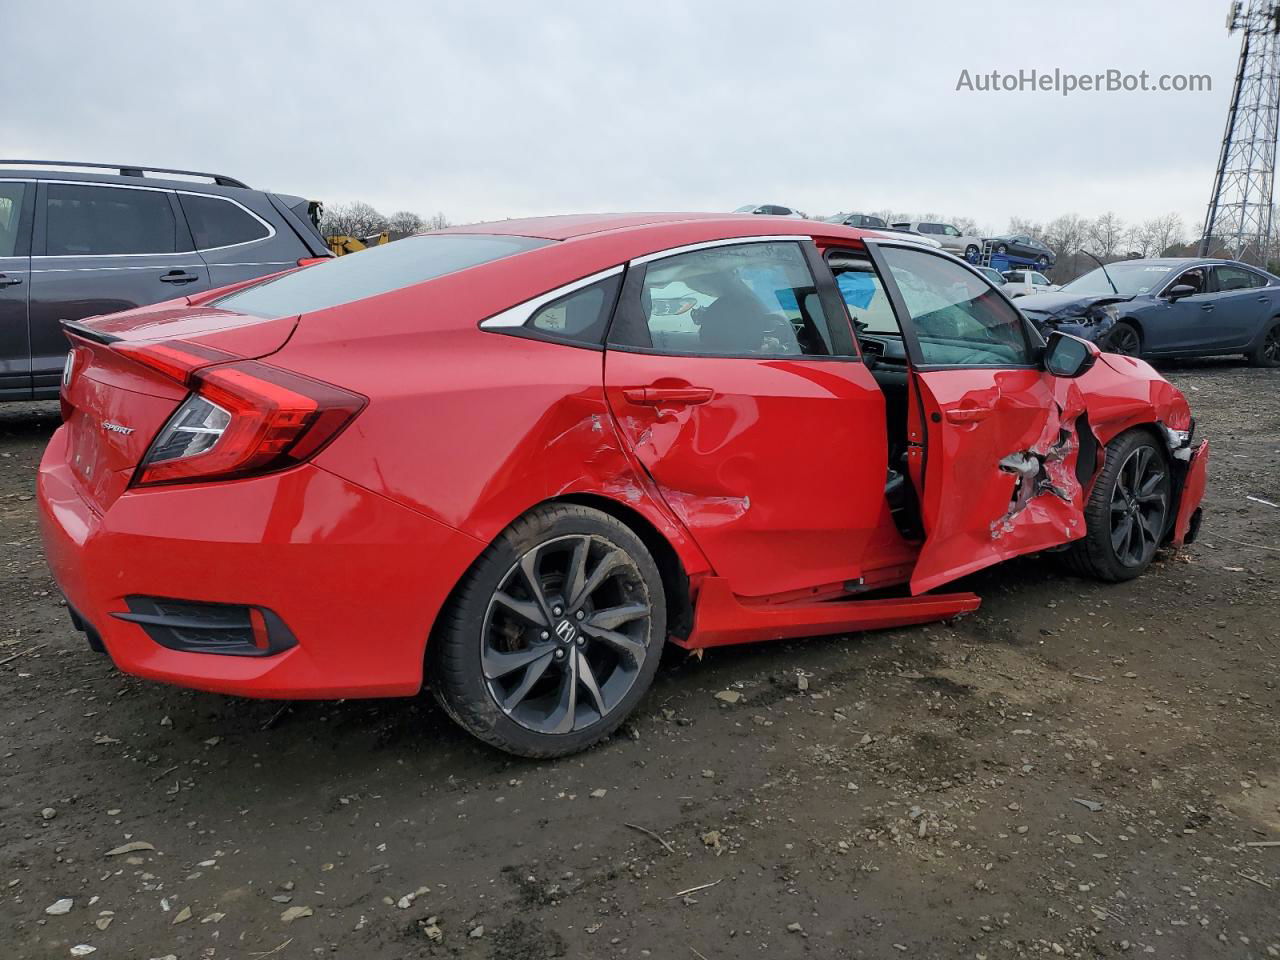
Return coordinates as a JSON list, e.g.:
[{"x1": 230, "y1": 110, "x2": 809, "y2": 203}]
[{"x1": 38, "y1": 213, "x2": 1209, "y2": 757}]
